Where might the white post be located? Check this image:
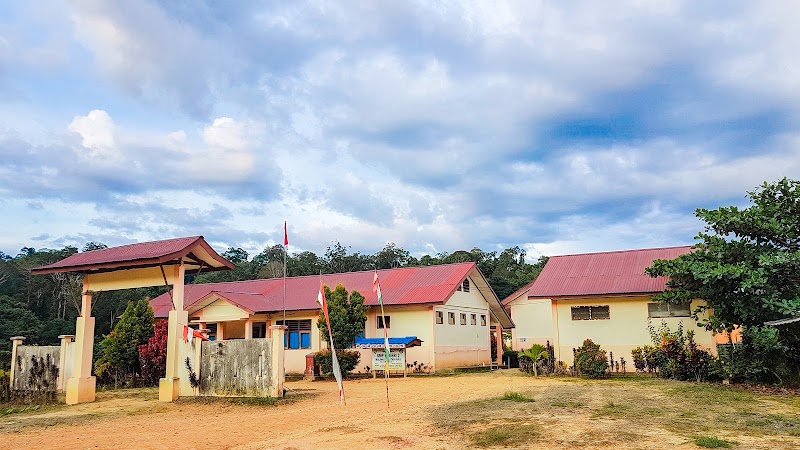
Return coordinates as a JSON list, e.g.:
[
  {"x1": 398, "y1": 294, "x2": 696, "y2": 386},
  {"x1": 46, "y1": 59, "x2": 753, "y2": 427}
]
[
  {"x1": 270, "y1": 325, "x2": 287, "y2": 398},
  {"x1": 57, "y1": 334, "x2": 74, "y2": 393},
  {"x1": 9, "y1": 336, "x2": 25, "y2": 389}
]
